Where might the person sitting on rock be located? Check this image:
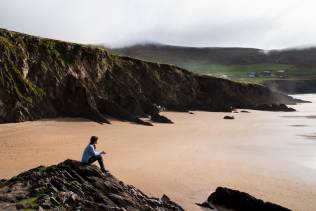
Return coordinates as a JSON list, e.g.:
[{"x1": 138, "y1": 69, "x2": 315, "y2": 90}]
[{"x1": 82, "y1": 136, "x2": 108, "y2": 174}]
